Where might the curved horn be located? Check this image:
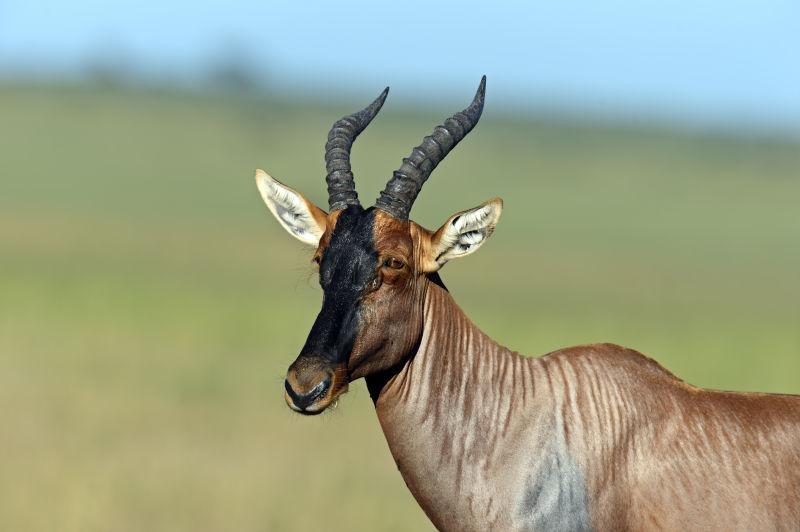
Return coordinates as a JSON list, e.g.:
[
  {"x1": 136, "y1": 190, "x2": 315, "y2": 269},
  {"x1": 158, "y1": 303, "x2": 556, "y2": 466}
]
[
  {"x1": 375, "y1": 76, "x2": 486, "y2": 220},
  {"x1": 325, "y1": 87, "x2": 389, "y2": 211}
]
